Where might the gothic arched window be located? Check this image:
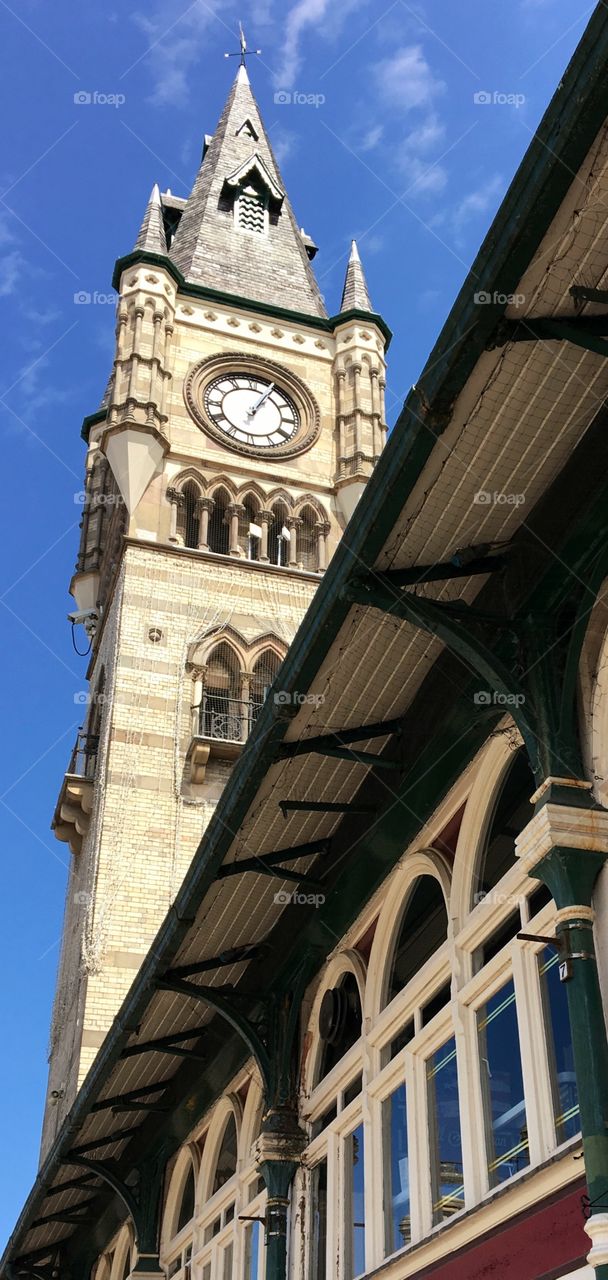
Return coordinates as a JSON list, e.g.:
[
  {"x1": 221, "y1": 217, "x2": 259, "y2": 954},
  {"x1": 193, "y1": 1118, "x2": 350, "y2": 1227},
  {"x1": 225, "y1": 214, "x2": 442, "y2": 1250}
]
[
  {"x1": 236, "y1": 183, "x2": 267, "y2": 234},
  {"x1": 299, "y1": 505, "x2": 318, "y2": 572},
  {"x1": 208, "y1": 487, "x2": 230, "y2": 556},
  {"x1": 200, "y1": 643, "x2": 242, "y2": 742},
  {"x1": 180, "y1": 482, "x2": 200, "y2": 550},
  {"x1": 268, "y1": 502, "x2": 289, "y2": 566},
  {"x1": 212, "y1": 1112, "x2": 238, "y2": 1194},
  {"x1": 474, "y1": 749, "x2": 535, "y2": 907},
  {"x1": 176, "y1": 1163, "x2": 195, "y2": 1234},
  {"x1": 250, "y1": 649, "x2": 282, "y2": 727},
  {"x1": 239, "y1": 494, "x2": 261, "y2": 560},
  {"x1": 384, "y1": 876, "x2": 448, "y2": 1010}
]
